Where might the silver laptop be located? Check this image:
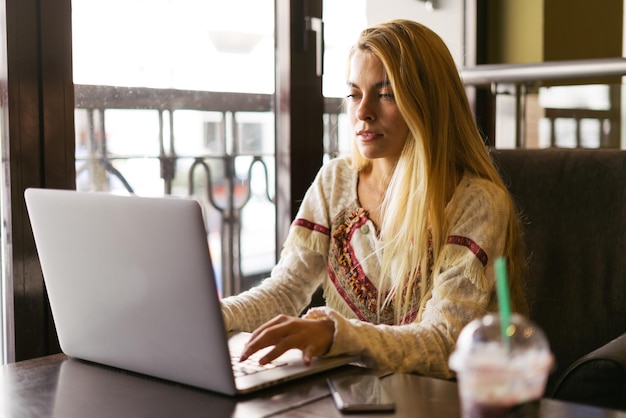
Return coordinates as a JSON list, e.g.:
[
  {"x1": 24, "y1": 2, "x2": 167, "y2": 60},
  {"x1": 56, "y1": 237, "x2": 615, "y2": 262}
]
[{"x1": 24, "y1": 188, "x2": 358, "y2": 396}]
